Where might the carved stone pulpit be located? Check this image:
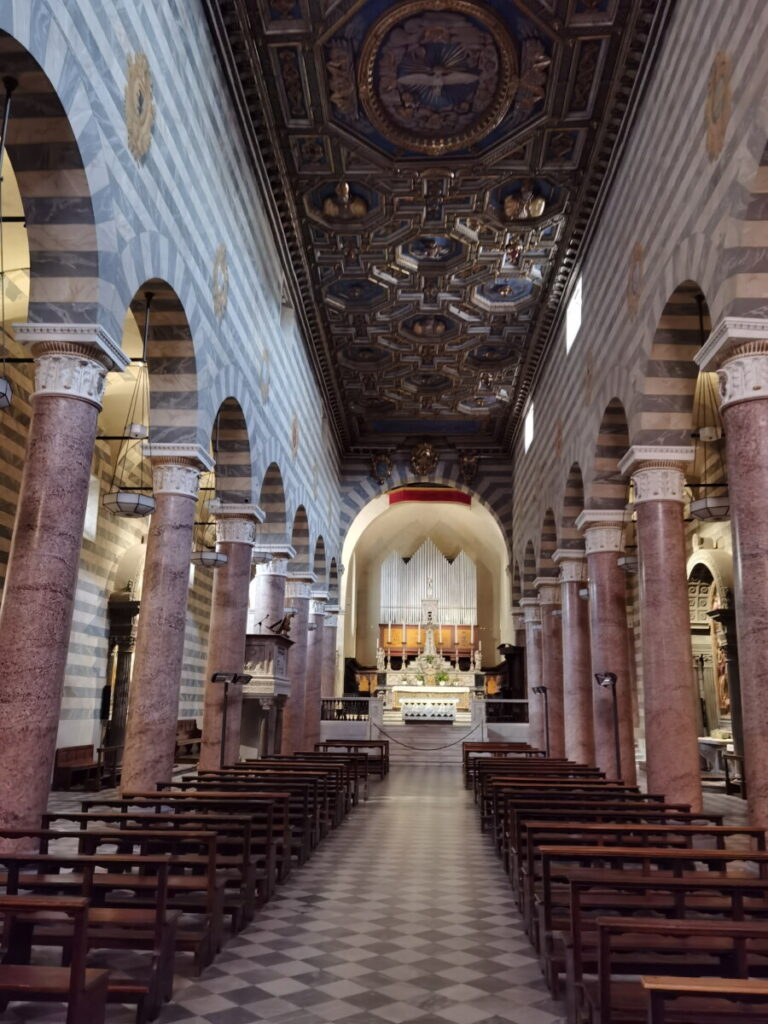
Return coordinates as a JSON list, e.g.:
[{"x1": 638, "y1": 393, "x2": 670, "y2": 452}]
[{"x1": 240, "y1": 632, "x2": 293, "y2": 756}]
